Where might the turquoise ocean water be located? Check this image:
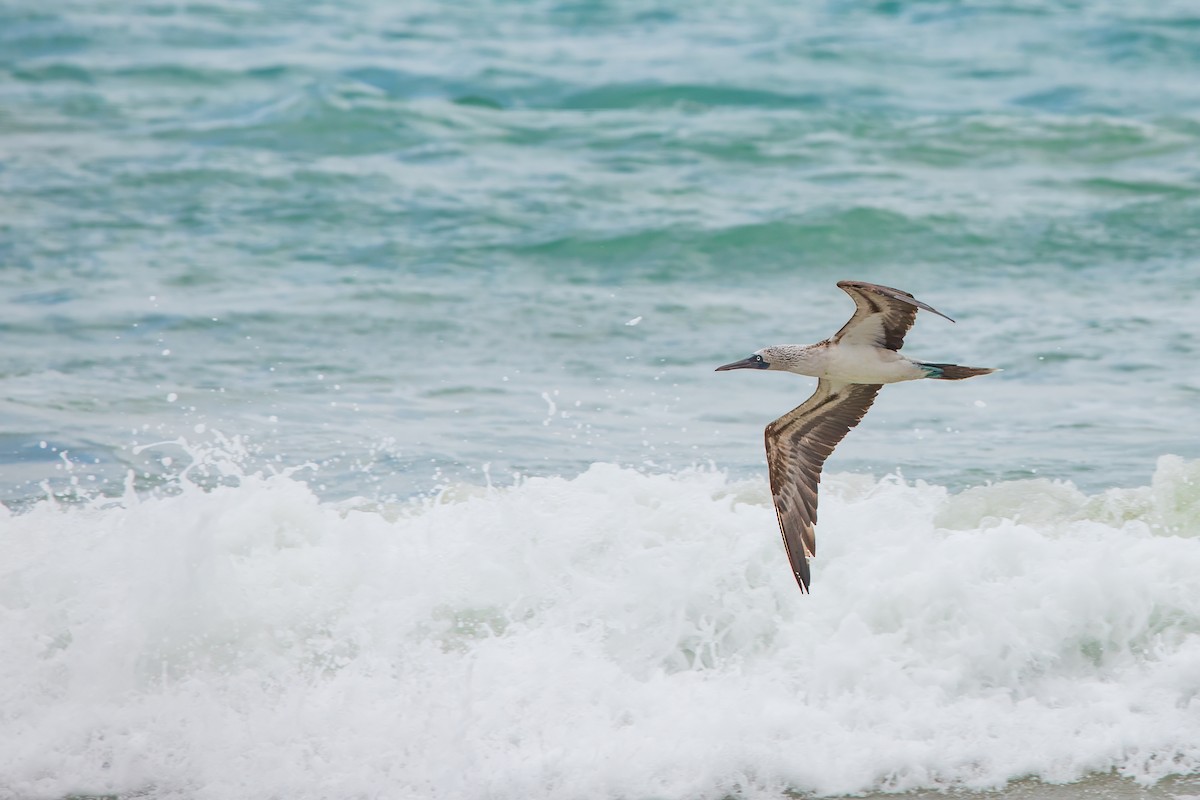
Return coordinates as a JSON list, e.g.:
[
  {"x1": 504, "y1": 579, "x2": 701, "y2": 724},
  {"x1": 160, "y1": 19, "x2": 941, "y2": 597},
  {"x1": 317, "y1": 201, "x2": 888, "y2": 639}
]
[{"x1": 3, "y1": 2, "x2": 1200, "y2": 798}]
